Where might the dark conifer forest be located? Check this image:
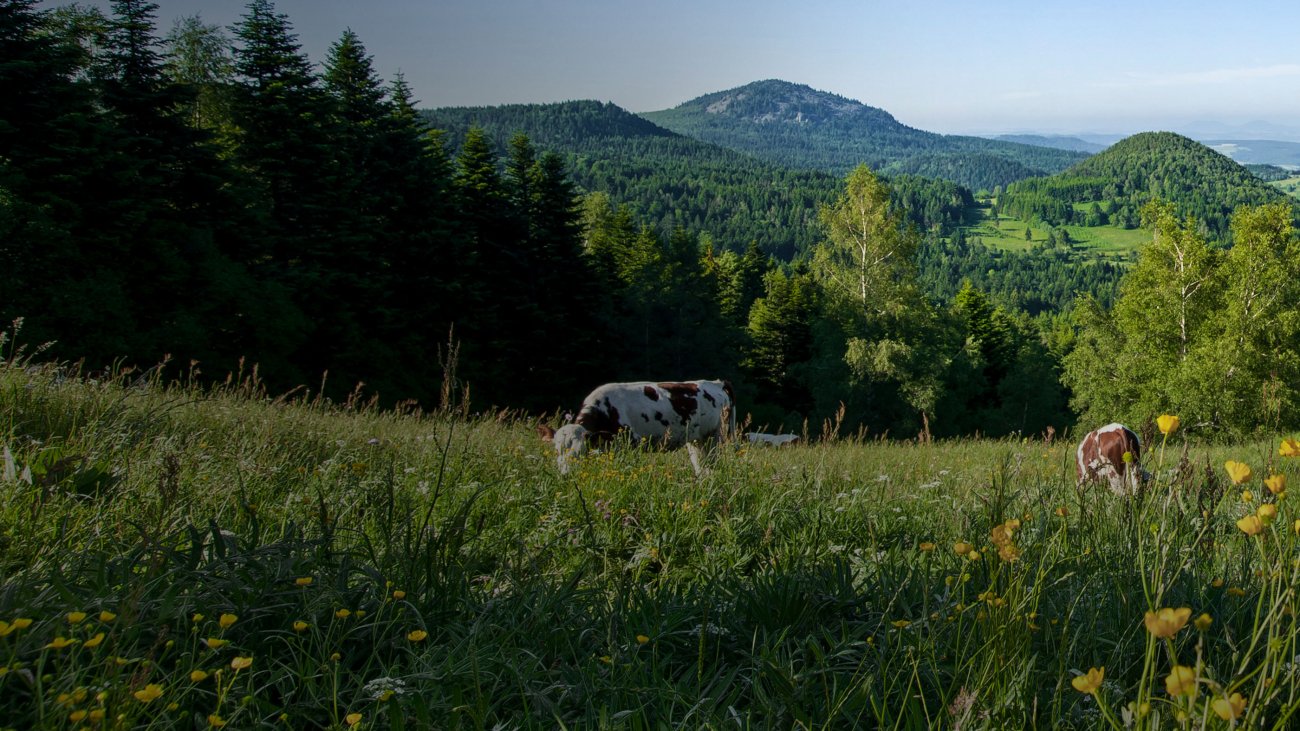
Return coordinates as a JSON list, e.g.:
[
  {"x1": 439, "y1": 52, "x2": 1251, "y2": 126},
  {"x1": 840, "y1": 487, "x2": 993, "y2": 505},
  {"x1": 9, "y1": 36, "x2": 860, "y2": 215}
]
[{"x1": 5, "y1": 0, "x2": 1299, "y2": 437}]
